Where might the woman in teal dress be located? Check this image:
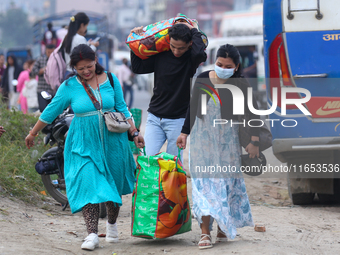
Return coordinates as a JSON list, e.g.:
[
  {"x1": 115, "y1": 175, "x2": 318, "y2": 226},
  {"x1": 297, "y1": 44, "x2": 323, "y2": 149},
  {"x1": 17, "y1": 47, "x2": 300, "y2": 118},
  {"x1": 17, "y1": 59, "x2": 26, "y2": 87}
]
[
  {"x1": 25, "y1": 44, "x2": 145, "y2": 251},
  {"x1": 177, "y1": 44, "x2": 260, "y2": 249}
]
